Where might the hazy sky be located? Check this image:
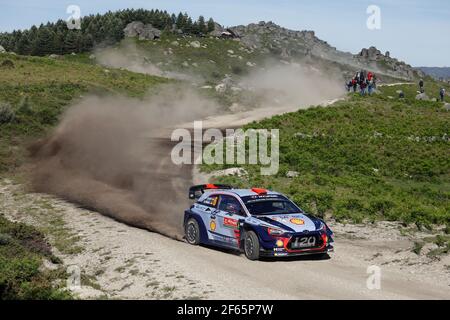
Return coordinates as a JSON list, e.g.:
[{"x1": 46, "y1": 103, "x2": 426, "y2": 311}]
[{"x1": 0, "y1": 0, "x2": 448, "y2": 67}]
